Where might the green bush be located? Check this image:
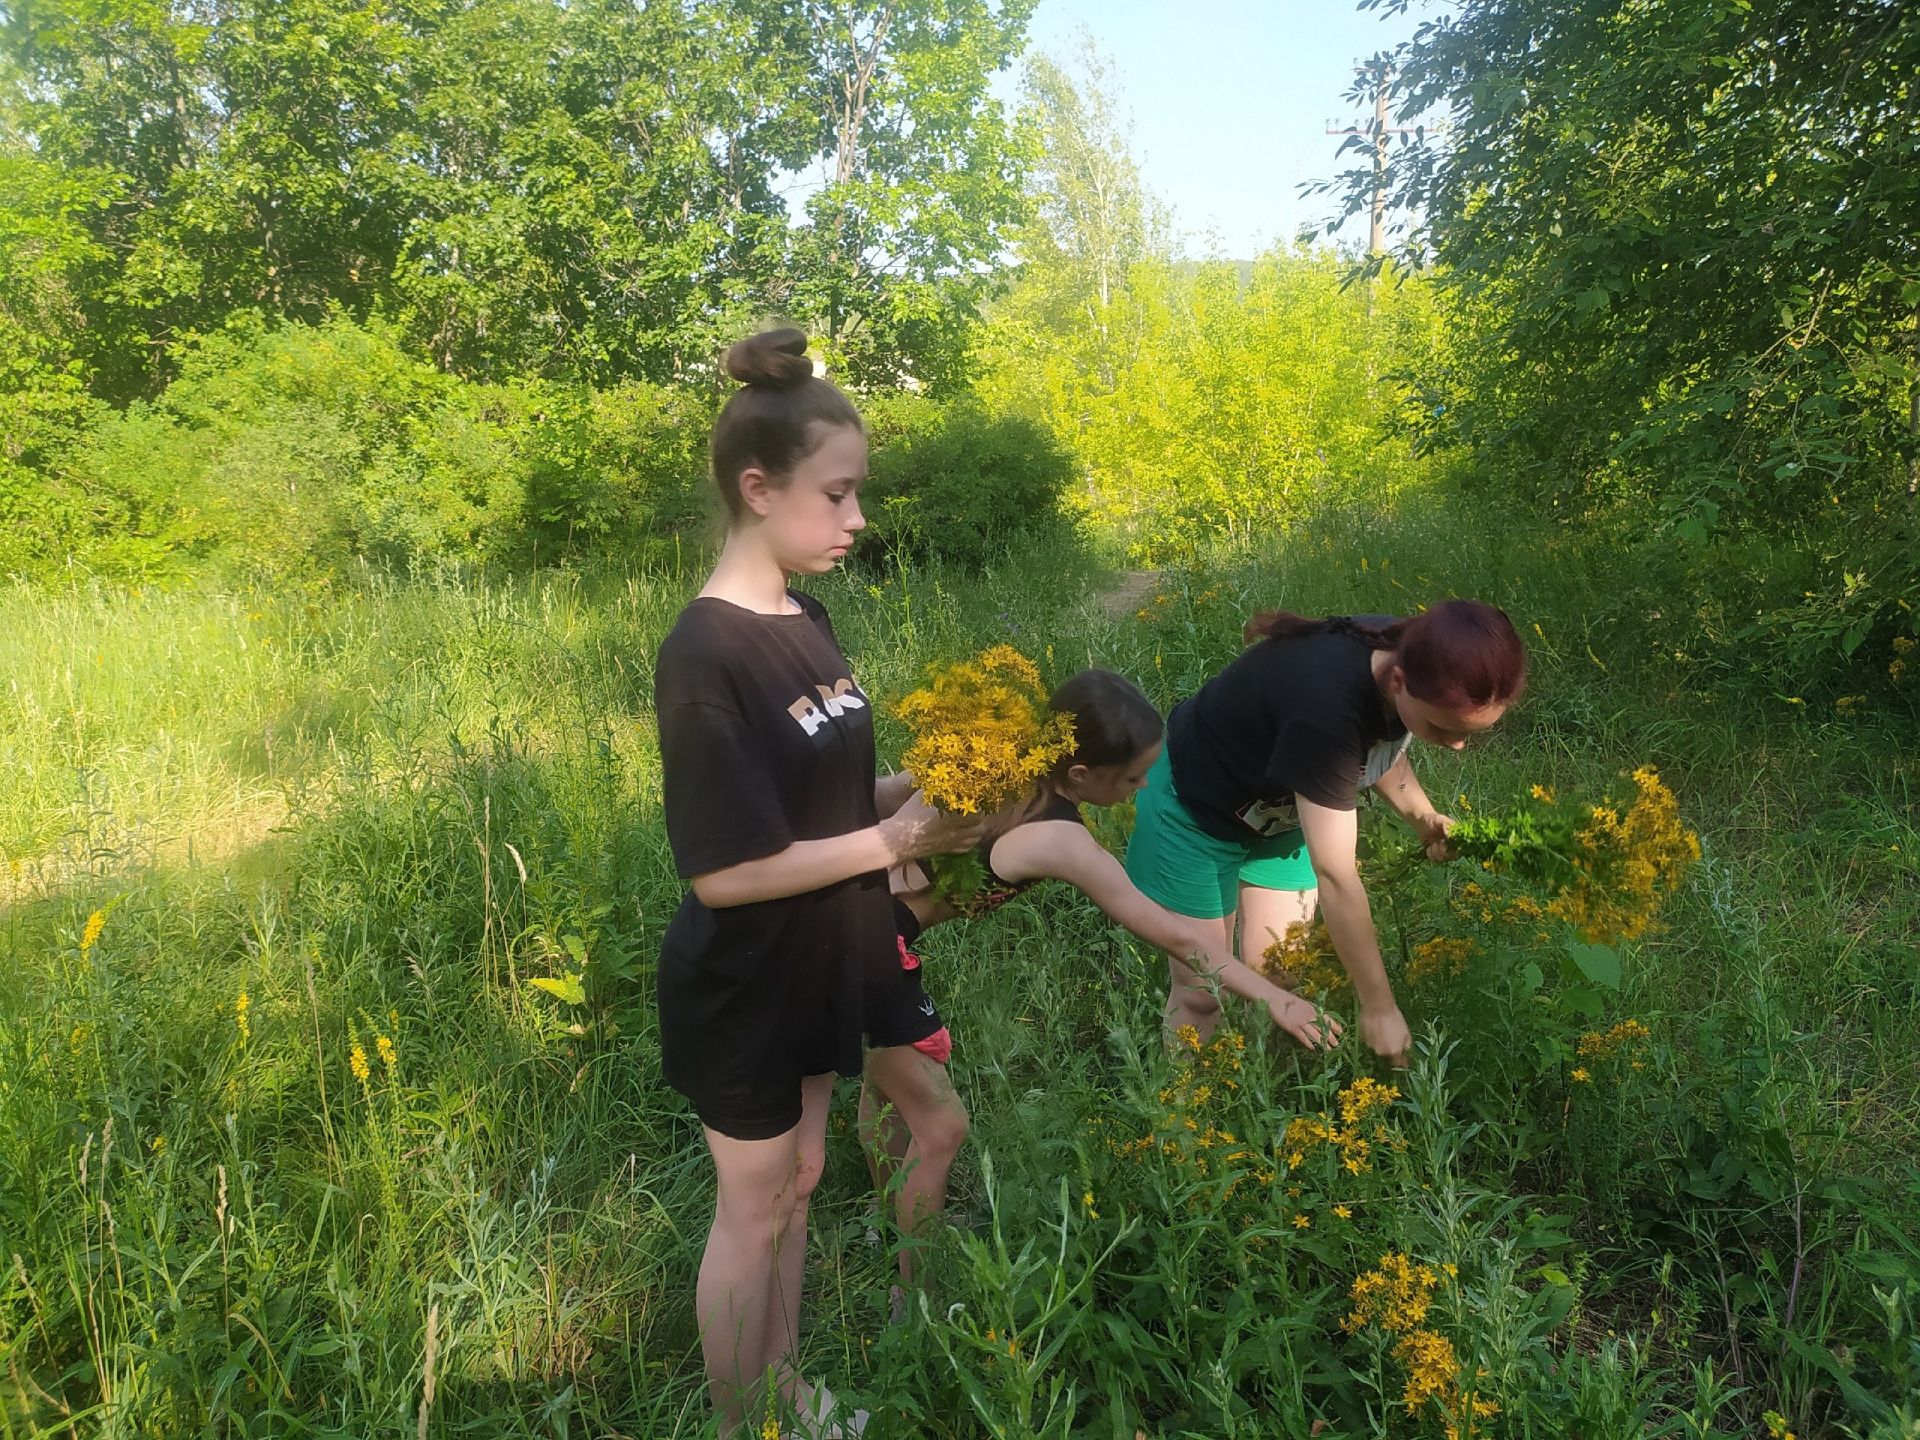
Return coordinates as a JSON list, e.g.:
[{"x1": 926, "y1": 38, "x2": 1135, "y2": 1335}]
[
  {"x1": 35, "y1": 316, "x2": 725, "y2": 581},
  {"x1": 862, "y1": 395, "x2": 1077, "y2": 567}
]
